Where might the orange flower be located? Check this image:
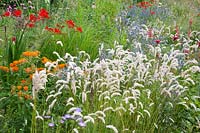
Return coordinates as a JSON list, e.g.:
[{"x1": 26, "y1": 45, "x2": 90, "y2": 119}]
[
  {"x1": 22, "y1": 51, "x2": 31, "y2": 56},
  {"x1": 23, "y1": 86, "x2": 28, "y2": 91},
  {"x1": 13, "y1": 60, "x2": 19, "y2": 65},
  {"x1": 17, "y1": 91, "x2": 22, "y2": 97},
  {"x1": 10, "y1": 63, "x2": 15, "y2": 67},
  {"x1": 24, "y1": 67, "x2": 32, "y2": 73},
  {"x1": 22, "y1": 51, "x2": 40, "y2": 57},
  {"x1": 21, "y1": 79, "x2": 26, "y2": 84},
  {"x1": 58, "y1": 64, "x2": 67, "y2": 69},
  {"x1": 37, "y1": 67, "x2": 44, "y2": 71},
  {"x1": 18, "y1": 58, "x2": 27, "y2": 64},
  {"x1": 30, "y1": 74, "x2": 33, "y2": 80},
  {"x1": 17, "y1": 86, "x2": 22, "y2": 90},
  {"x1": 24, "y1": 94, "x2": 29, "y2": 99},
  {"x1": 24, "y1": 94, "x2": 32, "y2": 100},
  {"x1": 42, "y1": 57, "x2": 51, "y2": 64},
  {"x1": 11, "y1": 66, "x2": 19, "y2": 72},
  {"x1": 0, "y1": 66, "x2": 9, "y2": 72}
]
